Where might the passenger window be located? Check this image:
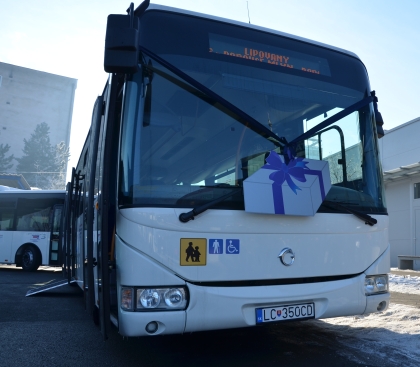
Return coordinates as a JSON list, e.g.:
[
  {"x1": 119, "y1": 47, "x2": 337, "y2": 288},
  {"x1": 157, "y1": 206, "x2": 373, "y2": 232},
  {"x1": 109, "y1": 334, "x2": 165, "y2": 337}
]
[
  {"x1": 0, "y1": 210, "x2": 14, "y2": 230},
  {"x1": 16, "y1": 199, "x2": 51, "y2": 232},
  {"x1": 304, "y1": 109, "x2": 362, "y2": 186},
  {"x1": 0, "y1": 200, "x2": 15, "y2": 230},
  {"x1": 415, "y1": 183, "x2": 420, "y2": 199}
]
